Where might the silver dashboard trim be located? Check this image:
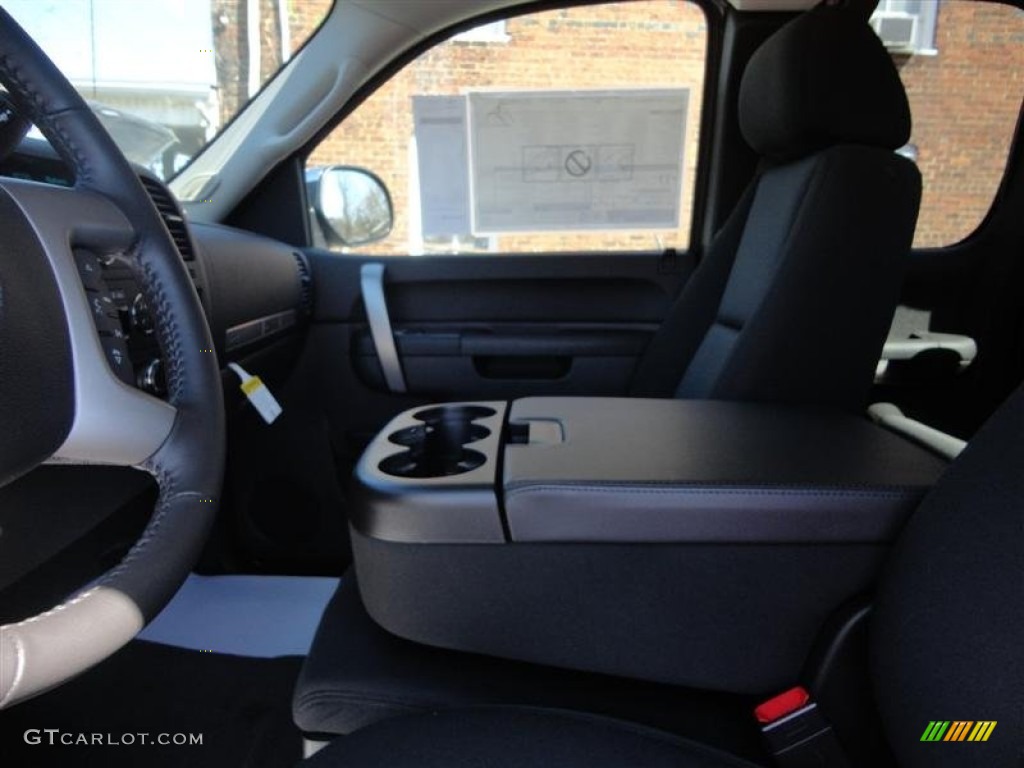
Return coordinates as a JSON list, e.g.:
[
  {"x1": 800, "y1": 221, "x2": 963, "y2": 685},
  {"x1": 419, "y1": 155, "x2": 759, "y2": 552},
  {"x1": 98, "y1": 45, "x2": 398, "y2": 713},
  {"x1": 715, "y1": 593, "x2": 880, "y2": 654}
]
[{"x1": 225, "y1": 308, "x2": 298, "y2": 352}]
